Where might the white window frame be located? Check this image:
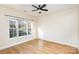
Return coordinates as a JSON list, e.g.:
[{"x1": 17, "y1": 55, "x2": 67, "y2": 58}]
[
  {"x1": 9, "y1": 17, "x2": 18, "y2": 38},
  {"x1": 9, "y1": 17, "x2": 33, "y2": 38}
]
